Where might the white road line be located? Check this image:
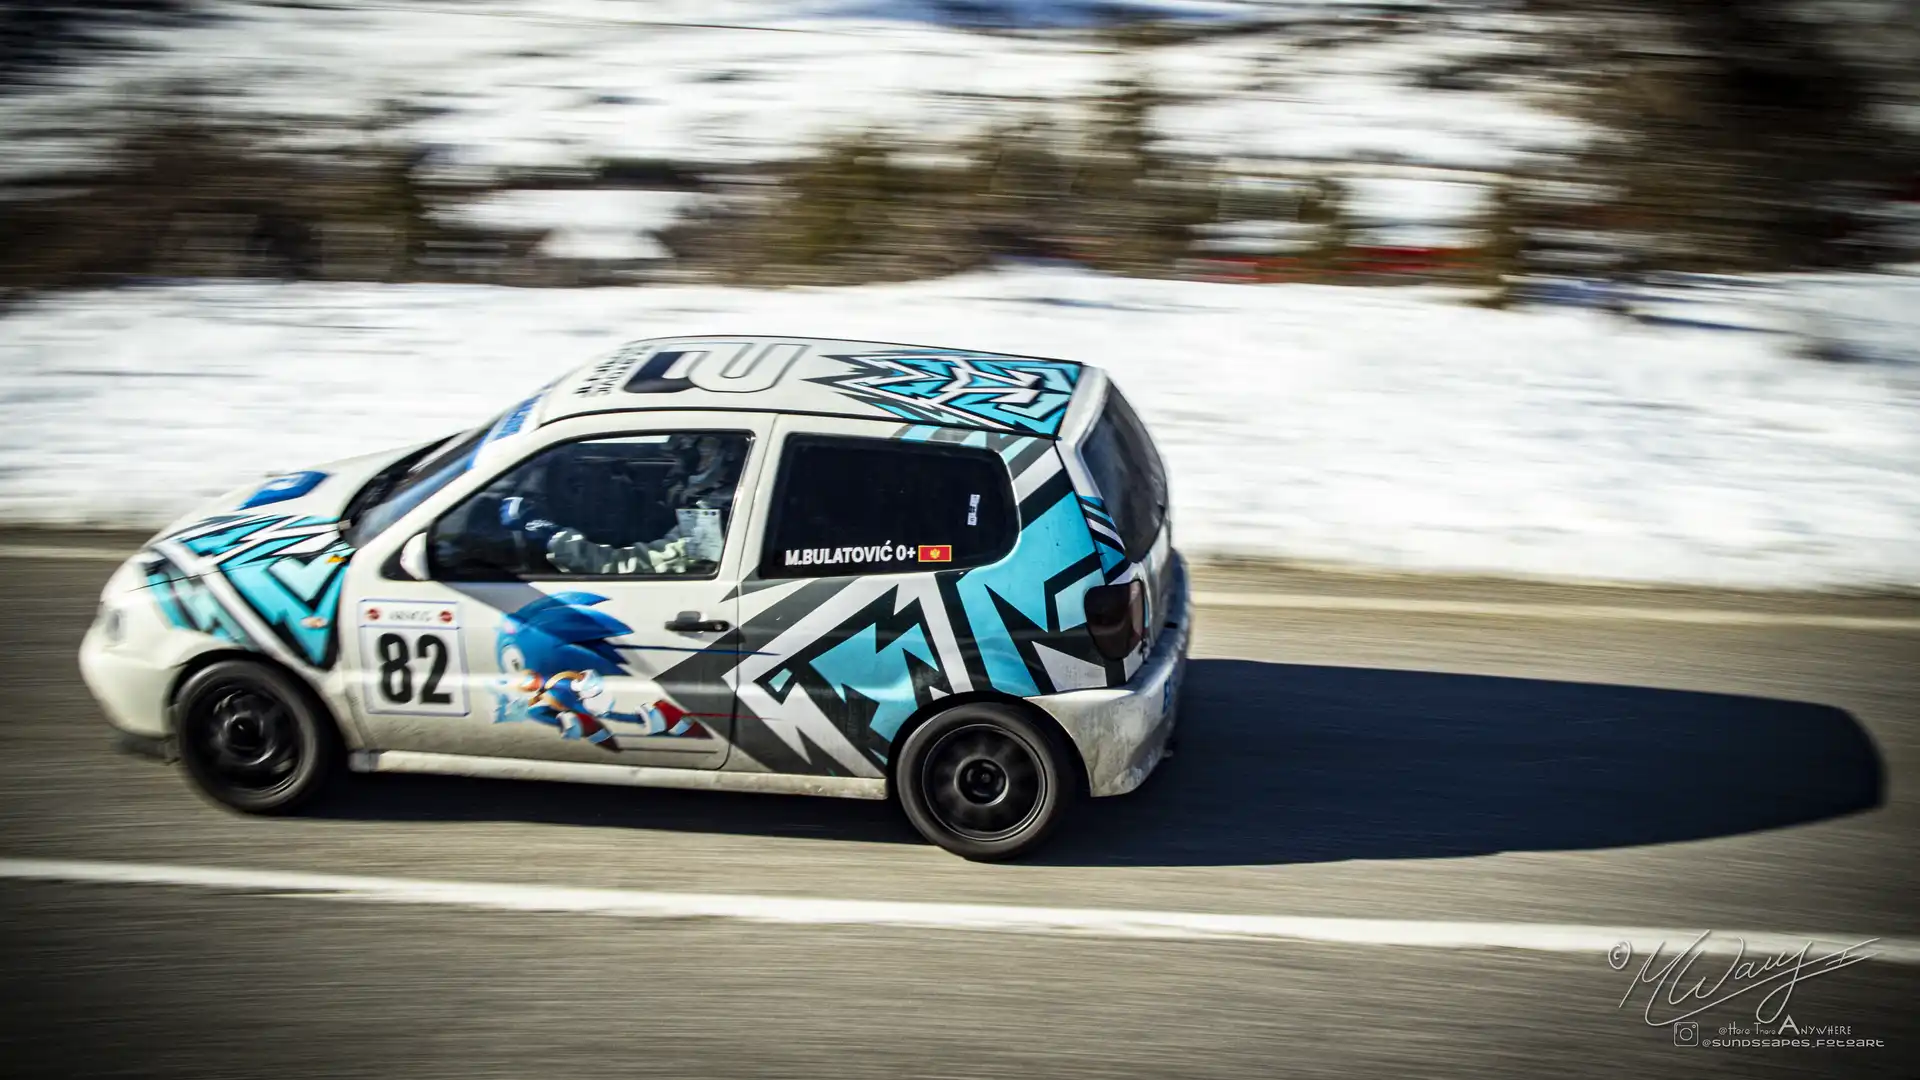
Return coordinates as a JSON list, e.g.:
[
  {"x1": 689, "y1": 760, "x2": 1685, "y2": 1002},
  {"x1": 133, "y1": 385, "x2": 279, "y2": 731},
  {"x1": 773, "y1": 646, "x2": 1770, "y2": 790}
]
[
  {"x1": 0, "y1": 544, "x2": 135, "y2": 563},
  {"x1": 2, "y1": 857, "x2": 1916, "y2": 963},
  {"x1": 1190, "y1": 591, "x2": 1920, "y2": 631},
  {"x1": 3, "y1": 543, "x2": 1915, "y2": 630}
]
